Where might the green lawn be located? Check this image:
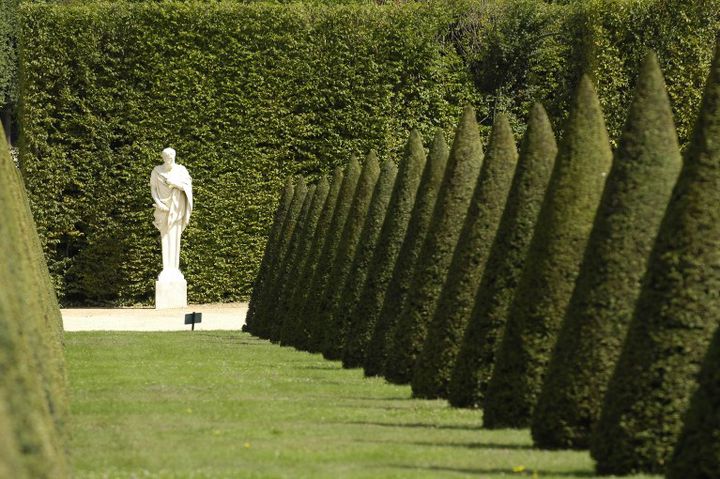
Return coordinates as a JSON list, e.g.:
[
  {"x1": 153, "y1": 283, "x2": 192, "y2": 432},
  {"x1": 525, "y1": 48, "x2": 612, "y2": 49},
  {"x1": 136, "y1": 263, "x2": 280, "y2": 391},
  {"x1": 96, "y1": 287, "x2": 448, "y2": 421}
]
[{"x1": 66, "y1": 331, "x2": 659, "y2": 479}]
